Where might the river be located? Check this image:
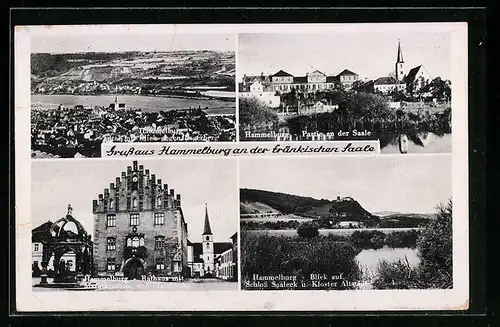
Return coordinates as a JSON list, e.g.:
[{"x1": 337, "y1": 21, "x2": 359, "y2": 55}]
[
  {"x1": 31, "y1": 94, "x2": 235, "y2": 114},
  {"x1": 356, "y1": 246, "x2": 420, "y2": 273},
  {"x1": 380, "y1": 133, "x2": 451, "y2": 154}
]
